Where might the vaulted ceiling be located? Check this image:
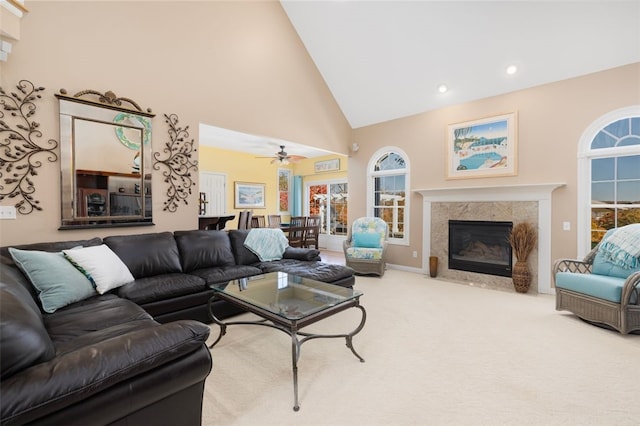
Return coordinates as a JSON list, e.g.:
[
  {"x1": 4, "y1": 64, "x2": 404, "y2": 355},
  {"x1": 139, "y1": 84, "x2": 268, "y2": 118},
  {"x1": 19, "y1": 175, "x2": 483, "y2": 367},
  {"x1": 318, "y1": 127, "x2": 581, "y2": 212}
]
[
  {"x1": 281, "y1": 0, "x2": 640, "y2": 129},
  {"x1": 202, "y1": 1, "x2": 640, "y2": 157}
]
